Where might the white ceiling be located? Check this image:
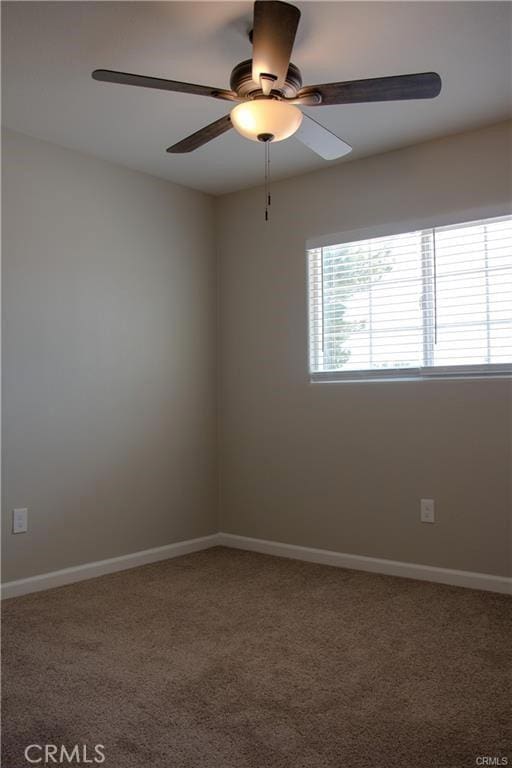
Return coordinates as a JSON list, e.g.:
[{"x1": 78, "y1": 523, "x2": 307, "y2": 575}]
[{"x1": 2, "y1": 1, "x2": 511, "y2": 195}]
